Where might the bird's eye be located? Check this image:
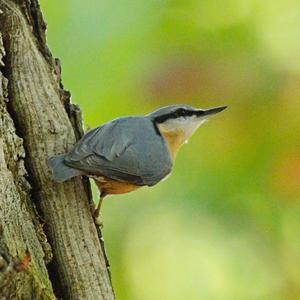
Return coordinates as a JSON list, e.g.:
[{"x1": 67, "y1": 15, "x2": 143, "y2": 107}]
[{"x1": 177, "y1": 108, "x2": 186, "y2": 116}]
